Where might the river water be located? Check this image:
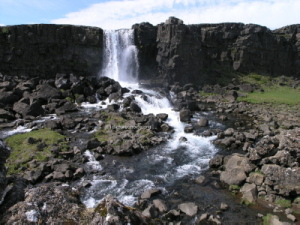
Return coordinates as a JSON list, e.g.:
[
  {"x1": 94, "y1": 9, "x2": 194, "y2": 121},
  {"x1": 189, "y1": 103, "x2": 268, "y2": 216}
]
[{"x1": 80, "y1": 29, "x2": 222, "y2": 207}]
